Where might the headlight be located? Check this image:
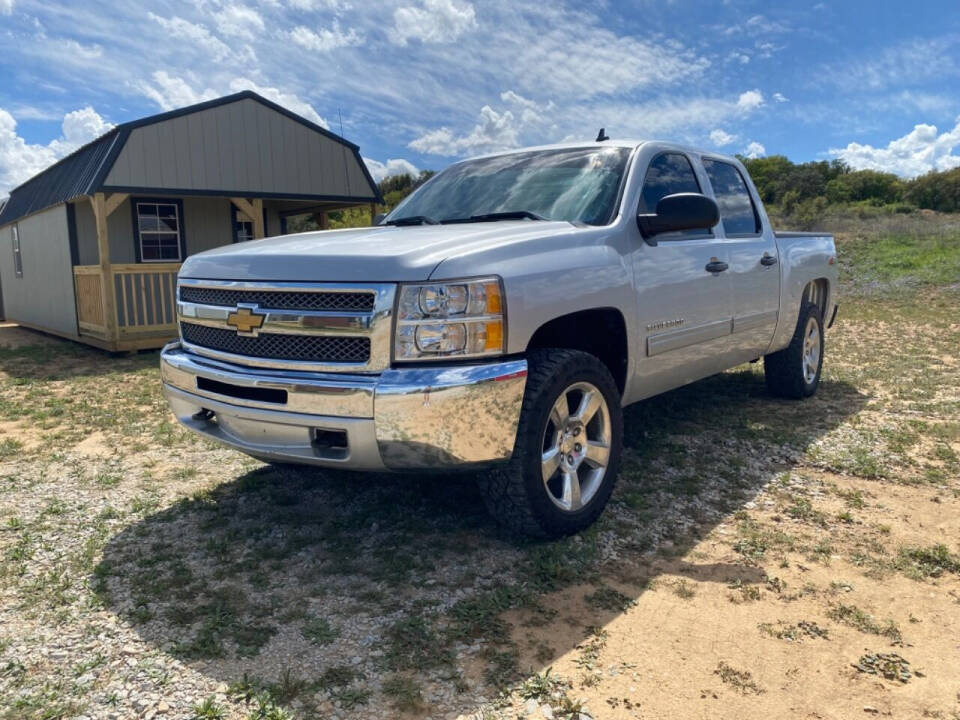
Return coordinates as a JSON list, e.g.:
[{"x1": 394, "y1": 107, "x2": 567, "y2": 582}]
[{"x1": 395, "y1": 277, "x2": 505, "y2": 361}]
